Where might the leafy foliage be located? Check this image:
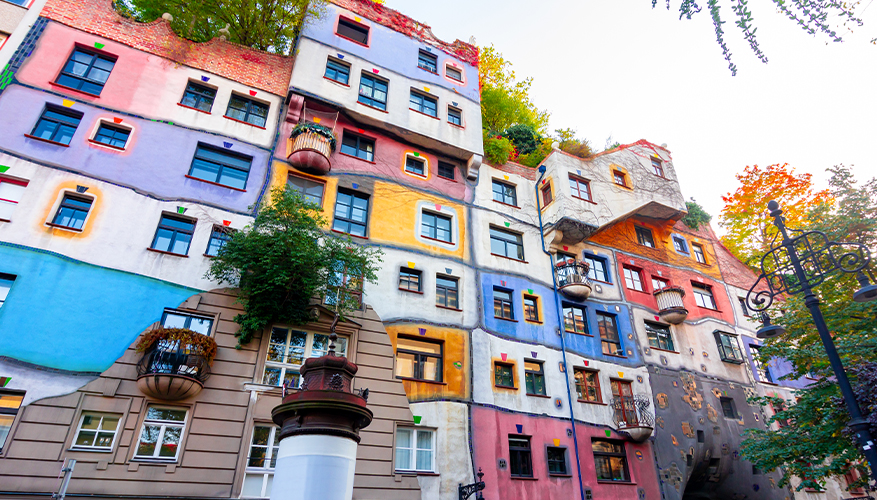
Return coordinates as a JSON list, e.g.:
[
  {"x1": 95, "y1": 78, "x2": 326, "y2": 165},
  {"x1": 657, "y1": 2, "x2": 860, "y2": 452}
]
[
  {"x1": 502, "y1": 124, "x2": 541, "y2": 156},
  {"x1": 555, "y1": 128, "x2": 594, "y2": 159},
  {"x1": 206, "y1": 187, "x2": 383, "y2": 347},
  {"x1": 483, "y1": 135, "x2": 516, "y2": 165},
  {"x1": 479, "y1": 45, "x2": 550, "y2": 135},
  {"x1": 681, "y1": 198, "x2": 712, "y2": 229},
  {"x1": 290, "y1": 122, "x2": 337, "y2": 152},
  {"x1": 135, "y1": 328, "x2": 219, "y2": 362}
]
